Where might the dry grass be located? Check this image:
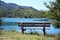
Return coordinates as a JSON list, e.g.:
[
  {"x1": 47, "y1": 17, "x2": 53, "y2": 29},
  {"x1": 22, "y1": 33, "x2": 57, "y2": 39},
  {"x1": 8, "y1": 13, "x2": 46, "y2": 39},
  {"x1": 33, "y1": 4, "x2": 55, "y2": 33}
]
[{"x1": 0, "y1": 31, "x2": 58, "y2": 40}]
